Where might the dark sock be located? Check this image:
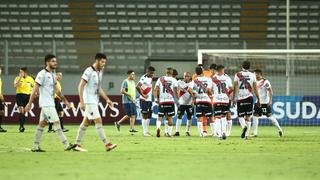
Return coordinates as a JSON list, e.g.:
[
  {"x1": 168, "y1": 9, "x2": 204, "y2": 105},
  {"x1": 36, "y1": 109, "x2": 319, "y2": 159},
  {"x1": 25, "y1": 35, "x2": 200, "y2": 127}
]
[
  {"x1": 19, "y1": 113, "x2": 25, "y2": 128},
  {"x1": 48, "y1": 123, "x2": 53, "y2": 131},
  {"x1": 0, "y1": 114, "x2": 3, "y2": 127},
  {"x1": 59, "y1": 117, "x2": 64, "y2": 129}
]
